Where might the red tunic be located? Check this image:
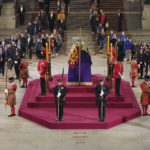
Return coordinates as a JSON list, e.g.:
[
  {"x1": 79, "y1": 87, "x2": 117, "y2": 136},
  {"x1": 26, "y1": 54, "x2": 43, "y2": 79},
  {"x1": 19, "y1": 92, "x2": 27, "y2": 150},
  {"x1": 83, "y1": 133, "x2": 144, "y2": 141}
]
[
  {"x1": 113, "y1": 62, "x2": 124, "y2": 78},
  {"x1": 19, "y1": 60, "x2": 29, "y2": 79},
  {"x1": 140, "y1": 81, "x2": 150, "y2": 105},
  {"x1": 112, "y1": 49, "x2": 117, "y2": 63},
  {"x1": 129, "y1": 61, "x2": 139, "y2": 77},
  {"x1": 101, "y1": 15, "x2": 106, "y2": 26},
  {"x1": 37, "y1": 60, "x2": 47, "y2": 78},
  {"x1": 7, "y1": 84, "x2": 17, "y2": 106}
]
